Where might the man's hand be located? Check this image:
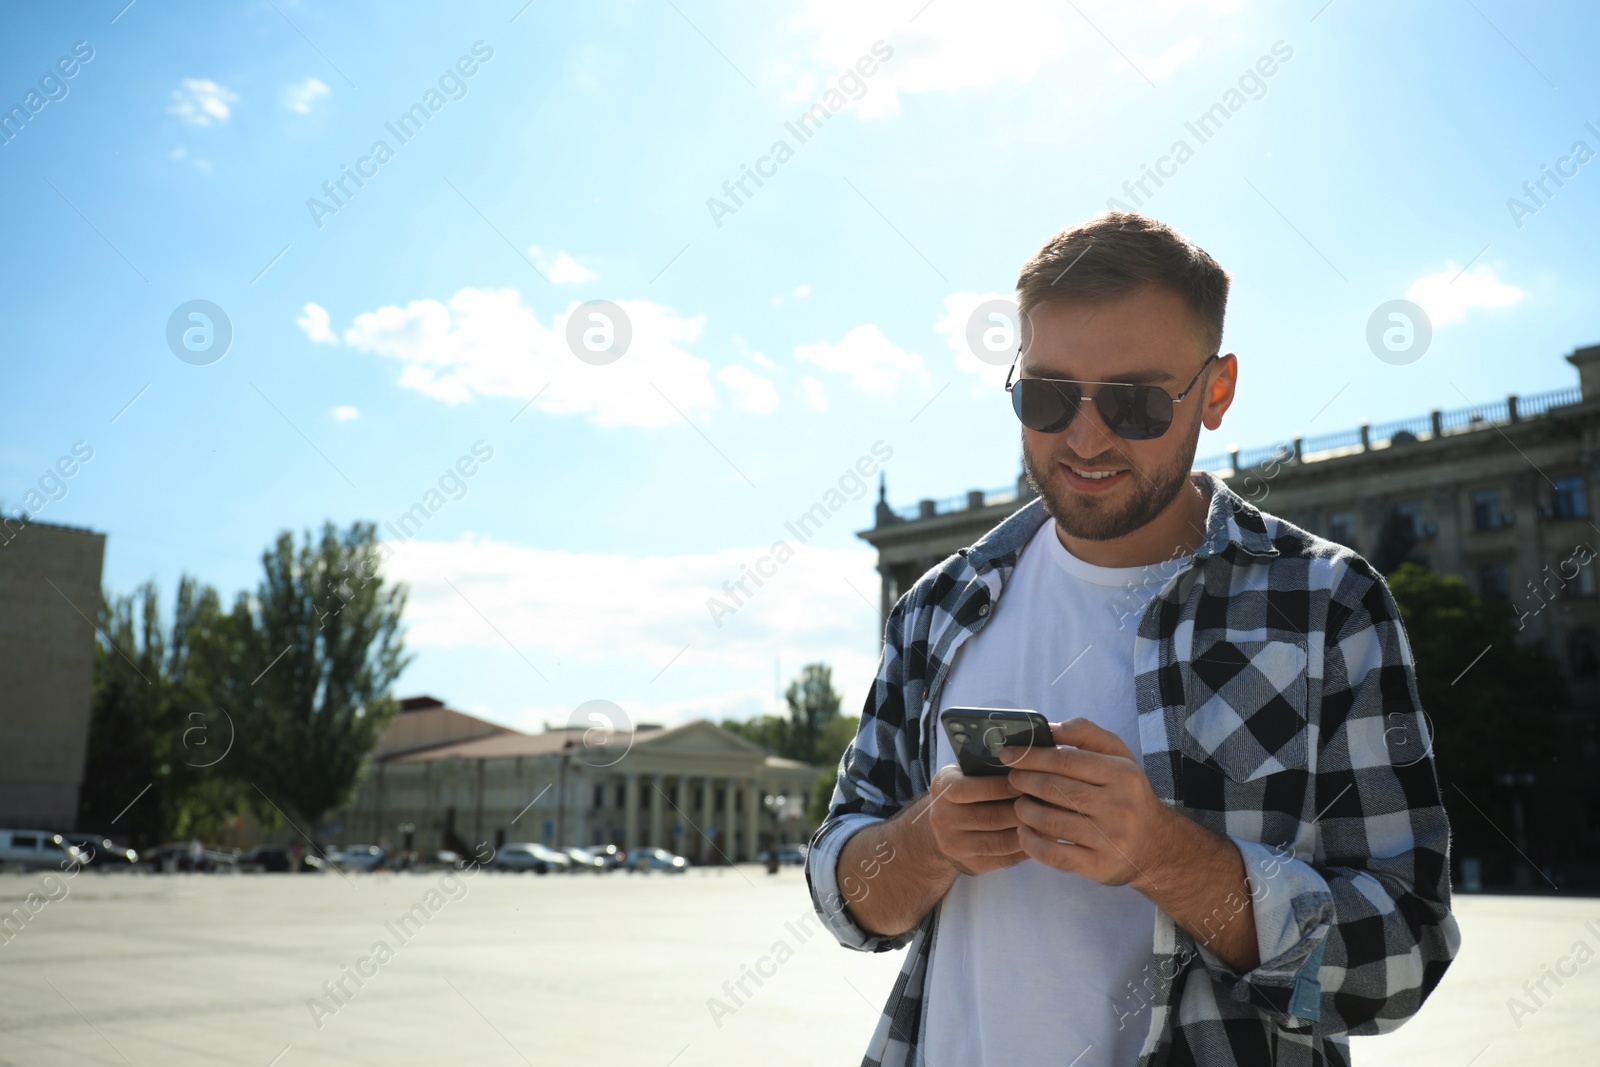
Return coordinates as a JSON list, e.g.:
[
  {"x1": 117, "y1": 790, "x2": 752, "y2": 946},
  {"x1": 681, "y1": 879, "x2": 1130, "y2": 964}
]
[
  {"x1": 999, "y1": 717, "x2": 1175, "y2": 890},
  {"x1": 1001, "y1": 717, "x2": 1261, "y2": 971},
  {"x1": 925, "y1": 763, "x2": 1031, "y2": 877}
]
